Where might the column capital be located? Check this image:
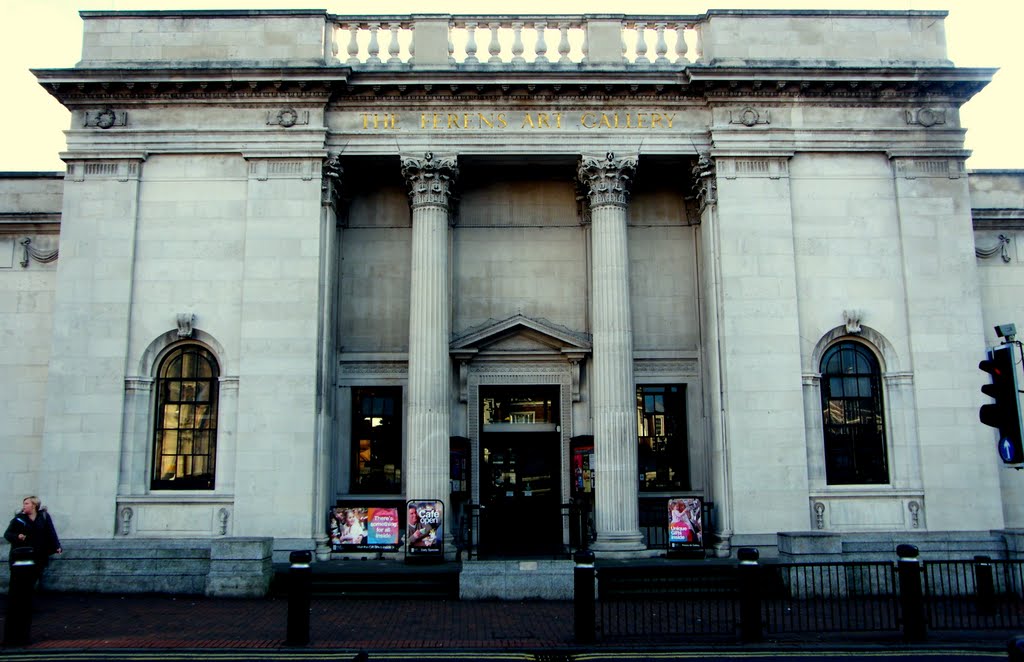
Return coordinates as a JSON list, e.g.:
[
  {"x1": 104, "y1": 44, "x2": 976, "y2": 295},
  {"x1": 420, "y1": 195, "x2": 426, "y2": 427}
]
[
  {"x1": 577, "y1": 152, "x2": 637, "y2": 210},
  {"x1": 401, "y1": 152, "x2": 459, "y2": 210}
]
